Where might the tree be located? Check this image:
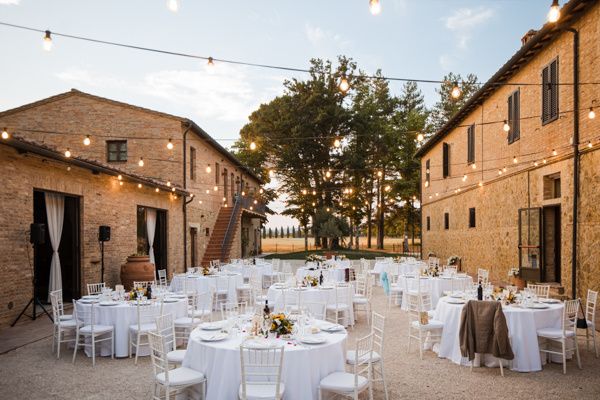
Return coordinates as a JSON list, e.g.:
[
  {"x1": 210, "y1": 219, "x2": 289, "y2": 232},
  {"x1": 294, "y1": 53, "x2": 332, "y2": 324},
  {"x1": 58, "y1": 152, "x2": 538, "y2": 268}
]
[
  {"x1": 275, "y1": 227, "x2": 279, "y2": 238},
  {"x1": 429, "y1": 73, "x2": 480, "y2": 132},
  {"x1": 292, "y1": 226, "x2": 296, "y2": 238},
  {"x1": 268, "y1": 227, "x2": 272, "y2": 238},
  {"x1": 262, "y1": 226, "x2": 266, "y2": 239}
]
